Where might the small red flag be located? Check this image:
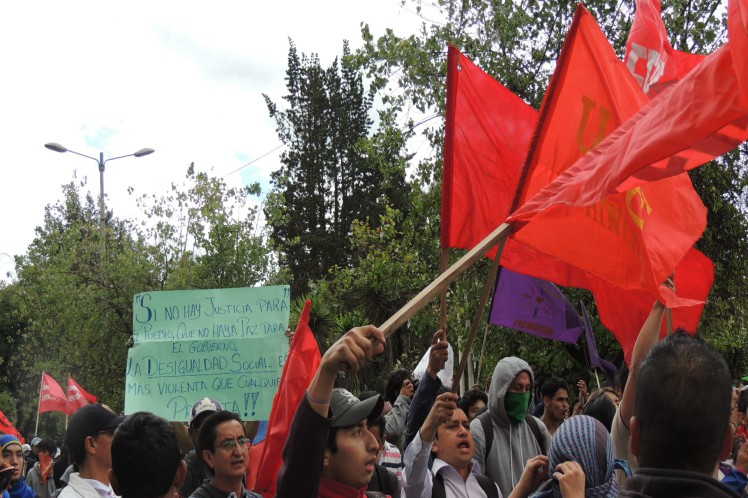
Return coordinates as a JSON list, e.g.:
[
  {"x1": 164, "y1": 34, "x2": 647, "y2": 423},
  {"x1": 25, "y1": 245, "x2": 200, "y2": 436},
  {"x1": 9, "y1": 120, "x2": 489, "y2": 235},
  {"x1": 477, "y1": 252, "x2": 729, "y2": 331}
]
[
  {"x1": 441, "y1": 46, "x2": 537, "y2": 254},
  {"x1": 66, "y1": 377, "x2": 98, "y2": 415},
  {"x1": 251, "y1": 300, "x2": 321, "y2": 498},
  {"x1": 0, "y1": 410, "x2": 24, "y2": 443},
  {"x1": 39, "y1": 373, "x2": 67, "y2": 414},
  {"x1": 624, "y1": 0, "x2": 705, "y2": 96}
]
